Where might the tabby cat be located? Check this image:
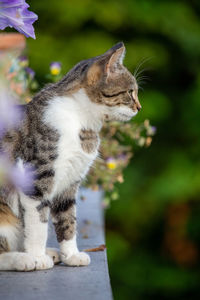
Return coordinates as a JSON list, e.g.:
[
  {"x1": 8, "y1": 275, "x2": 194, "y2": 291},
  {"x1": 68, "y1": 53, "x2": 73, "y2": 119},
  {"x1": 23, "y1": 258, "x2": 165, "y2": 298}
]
[{"x1": 0, "y1": 42, "x2": 141, "y2": 271}]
